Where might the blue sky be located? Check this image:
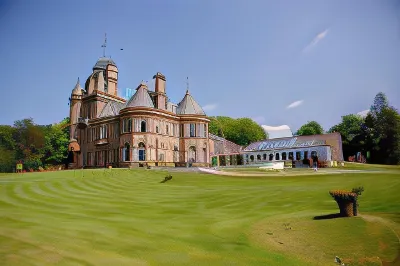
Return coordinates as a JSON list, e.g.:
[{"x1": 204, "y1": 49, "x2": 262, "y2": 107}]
[{"x1": 1, "y1": 0, "x2": 399, "y2": 132}]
